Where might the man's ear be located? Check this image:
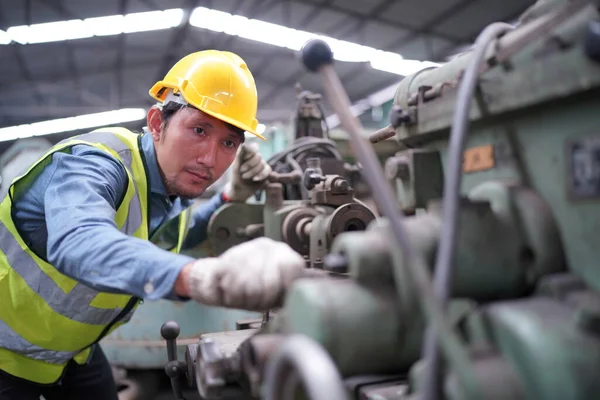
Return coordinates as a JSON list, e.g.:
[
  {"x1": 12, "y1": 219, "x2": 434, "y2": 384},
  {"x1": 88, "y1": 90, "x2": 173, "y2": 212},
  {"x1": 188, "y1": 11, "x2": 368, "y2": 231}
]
[{"x1": 146, "y1": 106, "x2": 163, "y2": 141}]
